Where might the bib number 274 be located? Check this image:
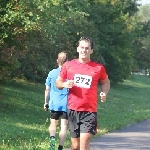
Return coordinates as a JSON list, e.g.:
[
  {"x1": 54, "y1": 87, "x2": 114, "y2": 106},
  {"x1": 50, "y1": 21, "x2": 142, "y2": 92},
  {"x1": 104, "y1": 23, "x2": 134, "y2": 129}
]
[{"x1": 74, "y1": 74, "x2": 92, "y2": 88}]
